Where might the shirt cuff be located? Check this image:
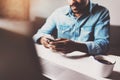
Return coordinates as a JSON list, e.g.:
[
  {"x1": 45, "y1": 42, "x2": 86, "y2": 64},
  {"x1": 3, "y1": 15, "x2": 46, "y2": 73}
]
[
  {"x1": 84, "y1": 41, "x2": 102, "y2": 55},
  {"x1": 33, "y1": 33, "x2": 54, "y2": 43}
]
